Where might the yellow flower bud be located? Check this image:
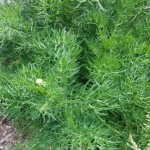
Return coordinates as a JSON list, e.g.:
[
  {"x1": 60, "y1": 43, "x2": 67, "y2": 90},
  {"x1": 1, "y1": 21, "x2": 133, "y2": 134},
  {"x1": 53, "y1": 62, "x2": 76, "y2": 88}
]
[{"x1": 36, "y1": 78, "x2": 44, "y2": 86}]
